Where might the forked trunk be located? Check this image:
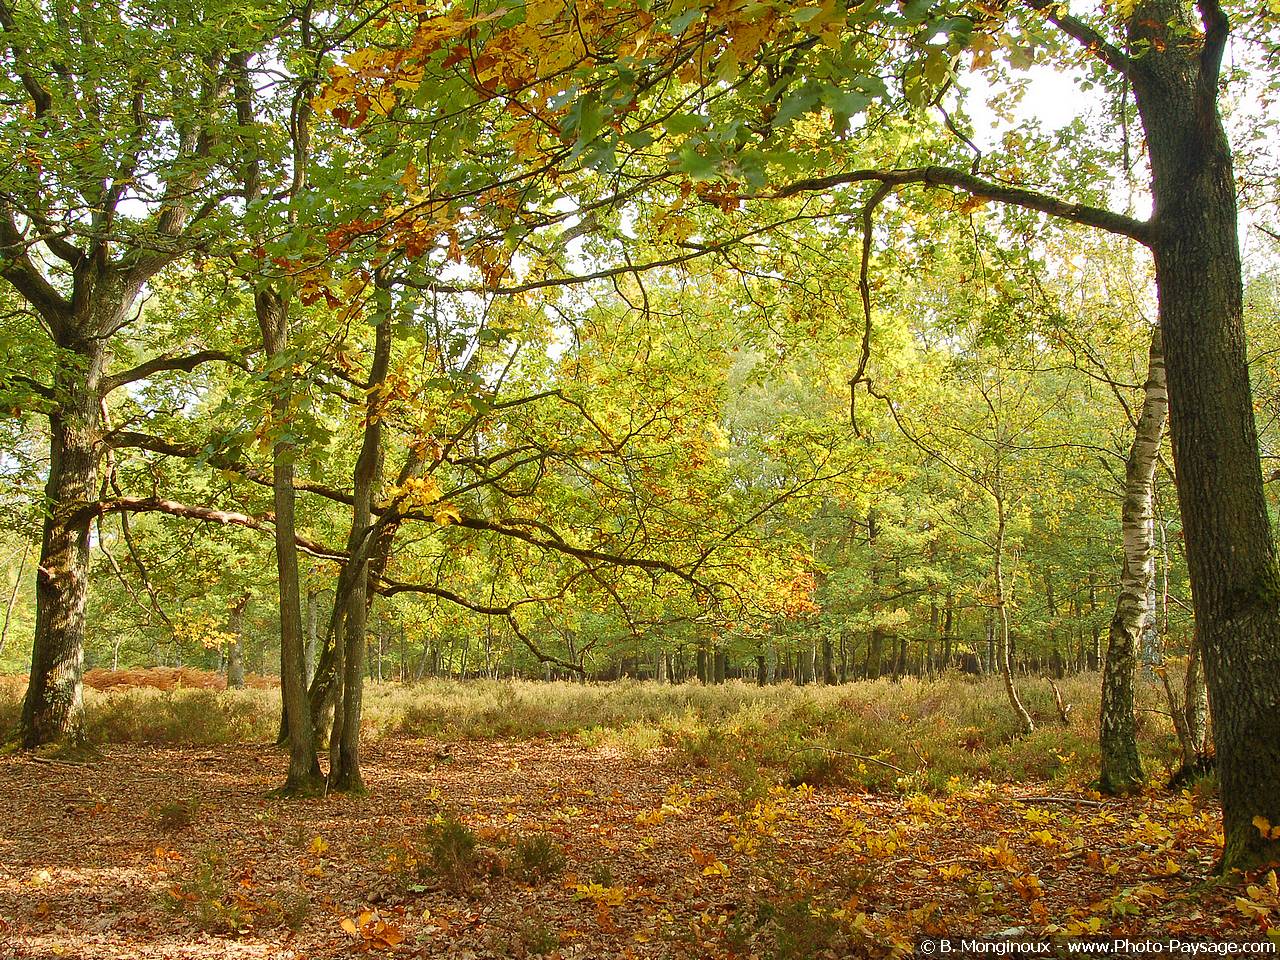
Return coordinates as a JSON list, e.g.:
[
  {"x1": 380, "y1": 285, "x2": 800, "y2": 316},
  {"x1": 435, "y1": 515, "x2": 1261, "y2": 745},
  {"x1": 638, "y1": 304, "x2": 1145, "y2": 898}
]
[{"x1": 330, "y1": 298, "x2": 392, "y2": 793}]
